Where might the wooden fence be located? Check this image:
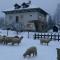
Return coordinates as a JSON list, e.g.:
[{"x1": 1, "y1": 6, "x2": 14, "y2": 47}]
[{"x1": 33, "y1": 33, "x2": 60, "y2": 41}]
